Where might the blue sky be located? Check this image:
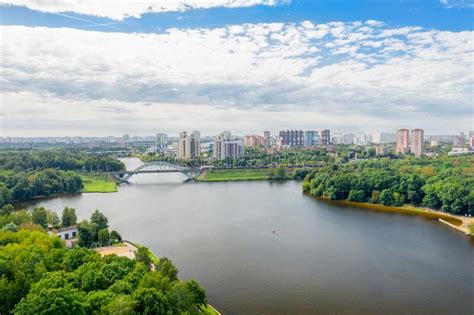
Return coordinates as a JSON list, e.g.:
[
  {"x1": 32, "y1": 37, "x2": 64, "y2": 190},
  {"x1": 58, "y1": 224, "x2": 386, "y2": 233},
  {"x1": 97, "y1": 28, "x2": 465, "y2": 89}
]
[{"x1": 0, "y1": 0, "x2": 473, "y2": 136}]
